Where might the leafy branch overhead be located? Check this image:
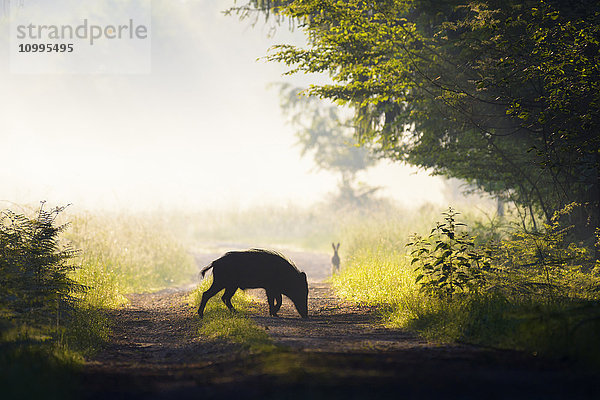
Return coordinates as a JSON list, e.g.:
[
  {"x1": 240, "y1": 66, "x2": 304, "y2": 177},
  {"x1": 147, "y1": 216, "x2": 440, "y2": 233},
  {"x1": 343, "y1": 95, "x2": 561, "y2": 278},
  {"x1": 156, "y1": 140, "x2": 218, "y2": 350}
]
[{"x1": 243, "y1": 0, "x2": 600, "y2": 242}]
